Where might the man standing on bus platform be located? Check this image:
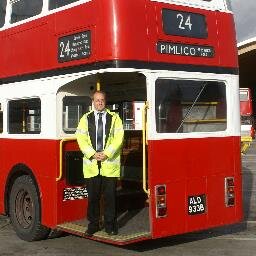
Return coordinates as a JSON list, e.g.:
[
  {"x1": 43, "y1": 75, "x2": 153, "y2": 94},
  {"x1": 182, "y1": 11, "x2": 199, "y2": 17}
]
[{"x1": 76, "y1": 90, "x2": 124, "y2": 236}]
